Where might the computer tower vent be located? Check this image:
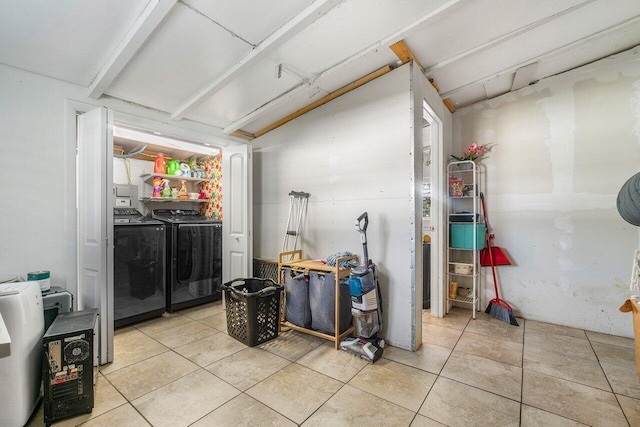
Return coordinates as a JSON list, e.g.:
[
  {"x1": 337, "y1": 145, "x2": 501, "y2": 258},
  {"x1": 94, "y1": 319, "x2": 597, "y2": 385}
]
[{"x1": 43, "y1": 309, "x2": 98, "y2": 426}]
